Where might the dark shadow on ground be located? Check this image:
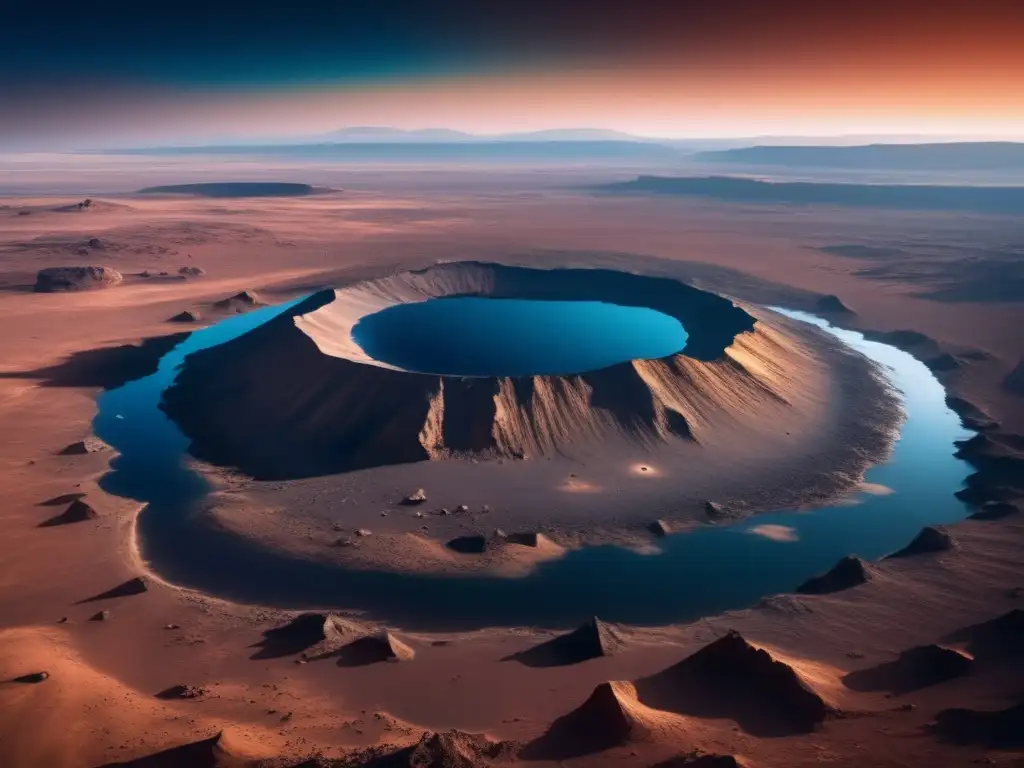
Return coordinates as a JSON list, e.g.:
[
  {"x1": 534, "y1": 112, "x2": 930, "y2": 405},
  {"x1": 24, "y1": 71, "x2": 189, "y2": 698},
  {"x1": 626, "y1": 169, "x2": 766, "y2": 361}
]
[{"x1": 0, "y1": 332, "x2": 190, "y2": 391}]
